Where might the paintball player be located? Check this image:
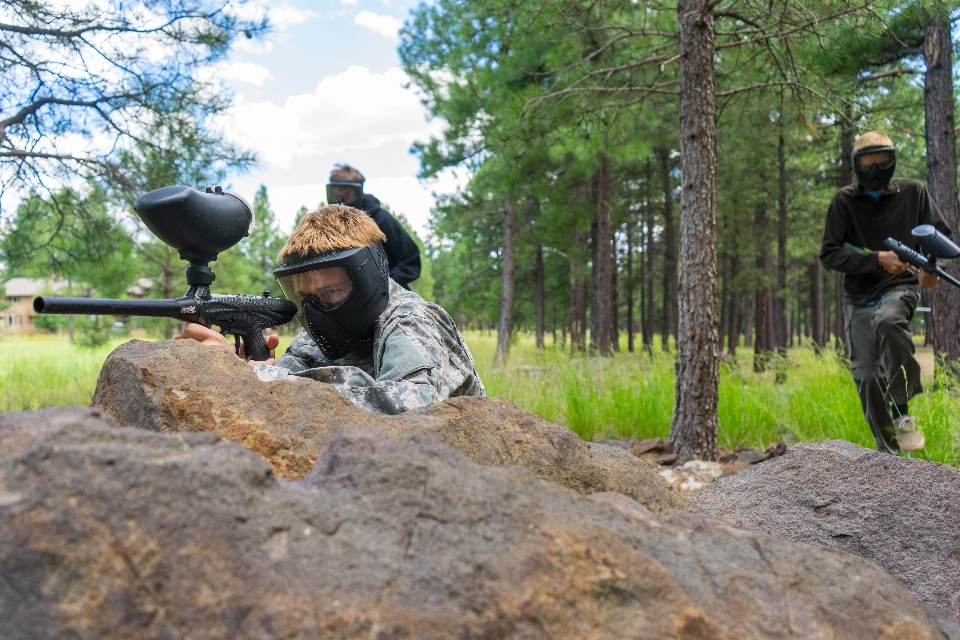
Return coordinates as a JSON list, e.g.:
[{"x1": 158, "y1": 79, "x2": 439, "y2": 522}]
[
  {"x1": 326, "y1": 164, "x2": 422, "y2": 289},
  {"x1": 820, "y1": 130, "x2": 951, "y2": 454},
  {"x1": 180, "y1": 204, "x2": 484, "y2": 415}
]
